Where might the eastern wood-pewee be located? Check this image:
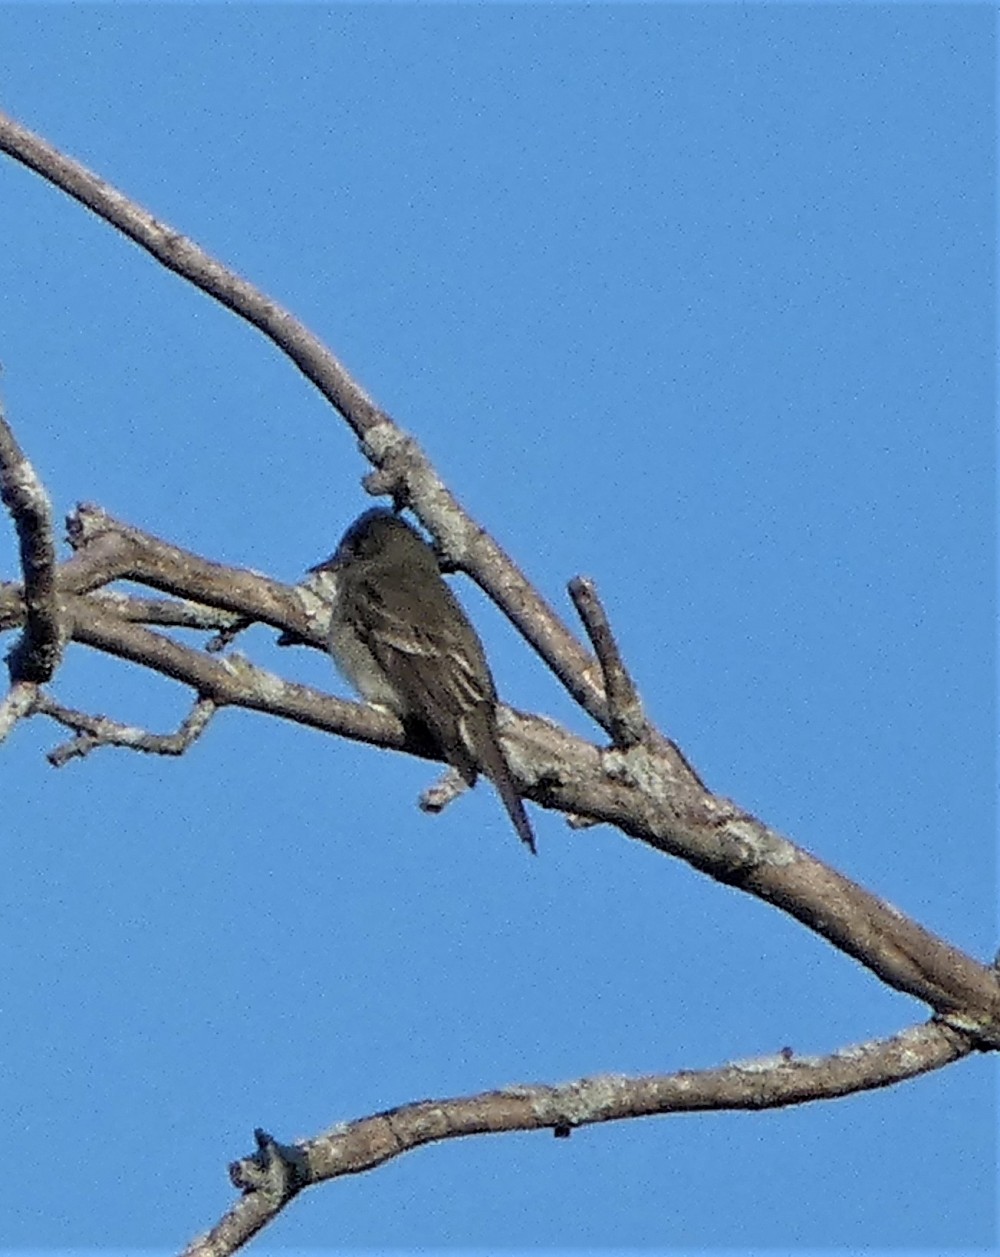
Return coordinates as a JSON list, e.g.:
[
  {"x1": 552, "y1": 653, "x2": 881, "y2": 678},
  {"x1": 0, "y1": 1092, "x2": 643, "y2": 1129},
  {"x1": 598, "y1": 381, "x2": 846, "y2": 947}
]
[{"x1": 308, "y1": 509, "x2": 536, "y2": 853}]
